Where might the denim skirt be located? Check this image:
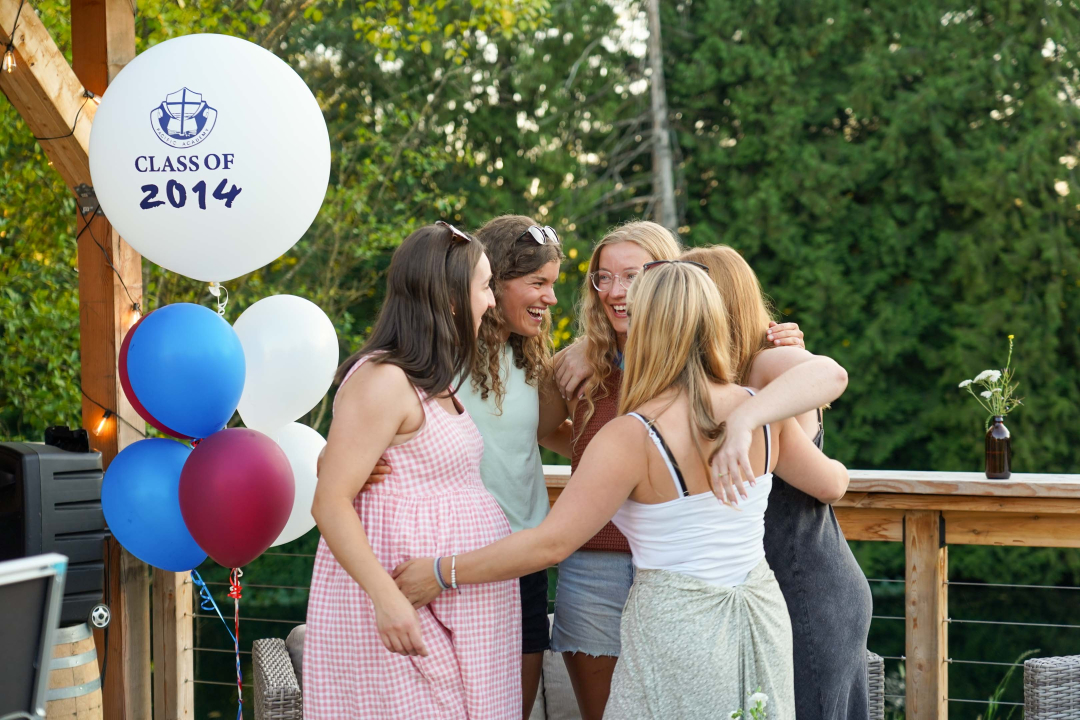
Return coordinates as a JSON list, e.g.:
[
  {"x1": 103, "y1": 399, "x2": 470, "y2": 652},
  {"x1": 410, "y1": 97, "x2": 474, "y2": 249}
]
[{"x1": 550, "y1": 549, "x2": 634, "y2": 657}]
